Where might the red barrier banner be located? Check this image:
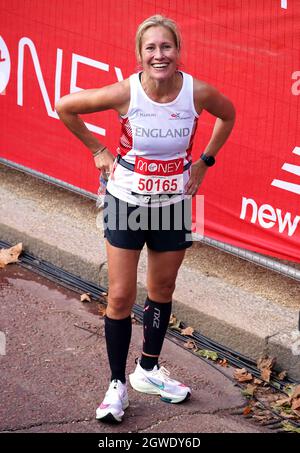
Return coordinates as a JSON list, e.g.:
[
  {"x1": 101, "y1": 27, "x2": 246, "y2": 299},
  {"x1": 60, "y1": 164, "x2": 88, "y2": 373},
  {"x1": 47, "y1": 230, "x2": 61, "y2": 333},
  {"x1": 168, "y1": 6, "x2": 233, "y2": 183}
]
[{"x1": 0, "y1": 0, "x2": 299, "y2": 262}]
